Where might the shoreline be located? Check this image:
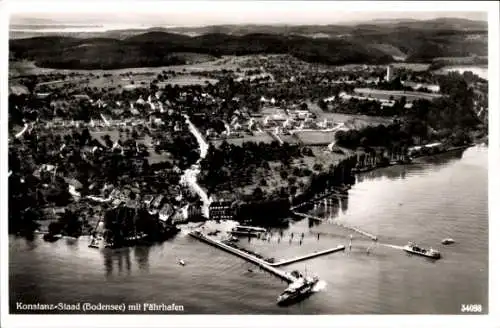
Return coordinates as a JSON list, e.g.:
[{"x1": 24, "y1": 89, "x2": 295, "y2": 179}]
[
  {"x1": 16, "y1": 144, "x2": 479, "y2": 245},
  {"x1": 351, "y1": 144, "x2": 474, "y2": 176}
]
